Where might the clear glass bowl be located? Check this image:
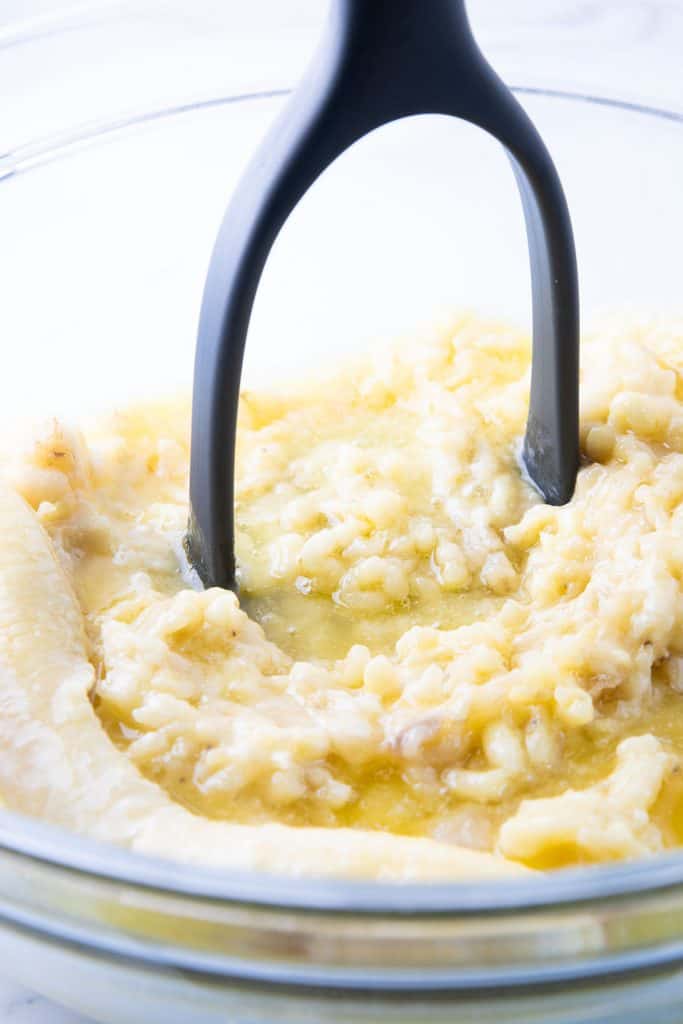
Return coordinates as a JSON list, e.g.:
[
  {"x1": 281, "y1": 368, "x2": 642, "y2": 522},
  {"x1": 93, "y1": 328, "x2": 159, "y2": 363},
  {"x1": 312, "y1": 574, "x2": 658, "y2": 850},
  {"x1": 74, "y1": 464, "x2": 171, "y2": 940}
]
[{"x1": 1, "y1": 5, "x2": 683, "y2": 1022}]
